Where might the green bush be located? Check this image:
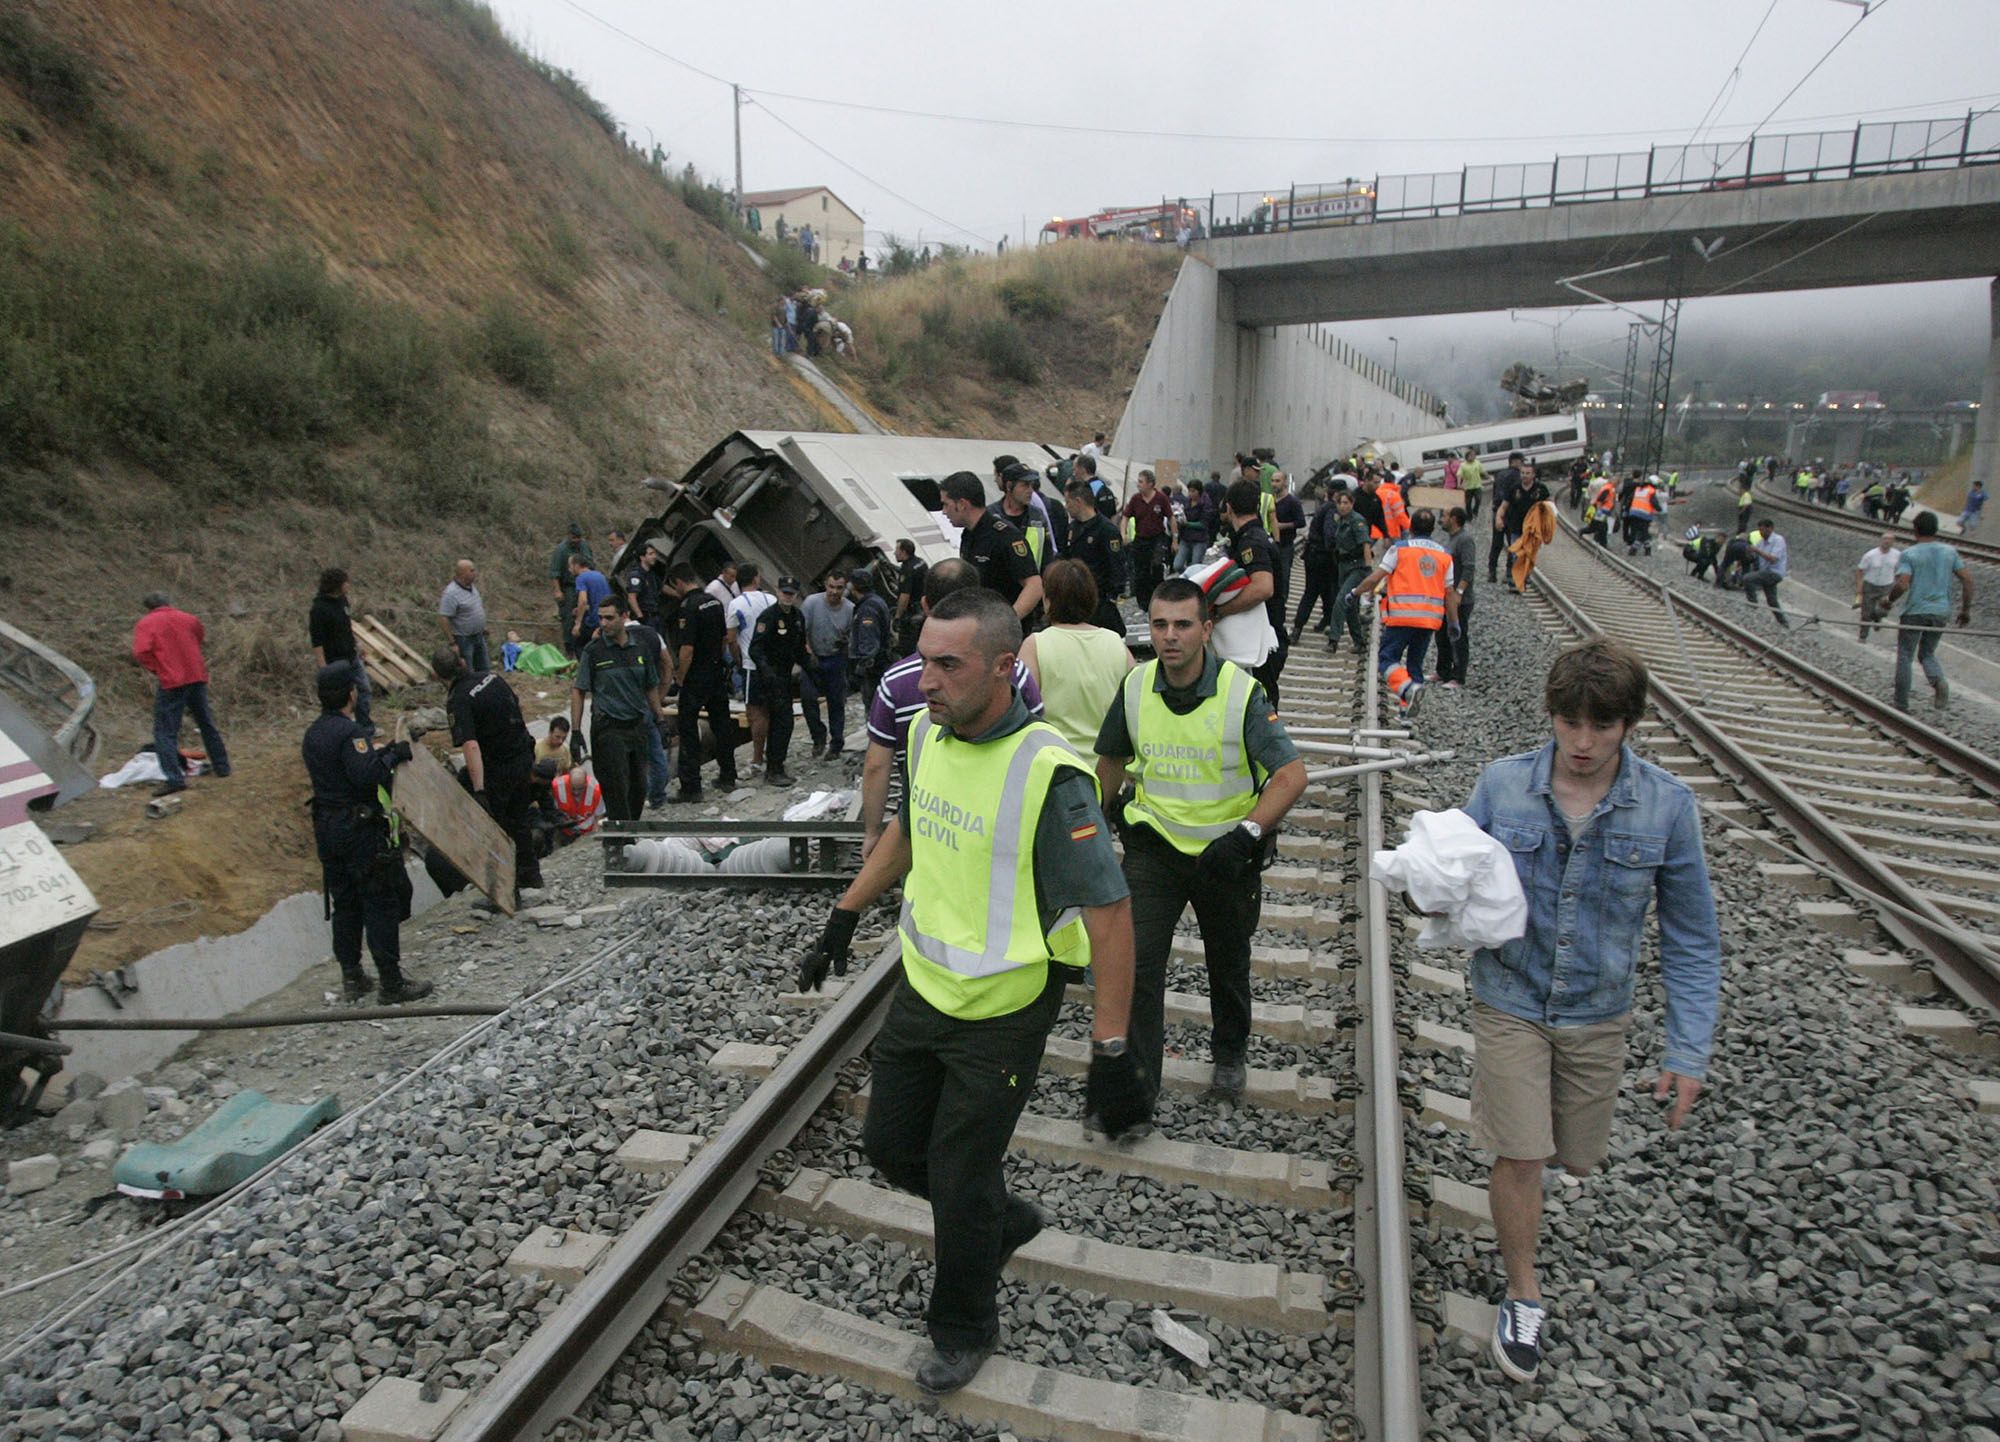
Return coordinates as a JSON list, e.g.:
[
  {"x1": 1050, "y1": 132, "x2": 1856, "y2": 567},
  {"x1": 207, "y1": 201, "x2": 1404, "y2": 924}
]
[
  {"x1": 473, "y1": 298, "x2": 557, "y2": 397},
  {"x1": 997, "y1": 275, "x2": 1064, "y2": 322},
  {"x1": 974, "y1": 317, "x2": 1040, "y2": 385},
  {"x1": 0, "y1": 12, "x2": 97, "y2": 125}
]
